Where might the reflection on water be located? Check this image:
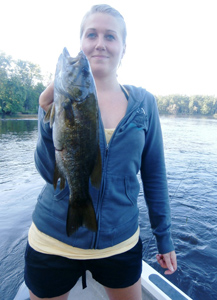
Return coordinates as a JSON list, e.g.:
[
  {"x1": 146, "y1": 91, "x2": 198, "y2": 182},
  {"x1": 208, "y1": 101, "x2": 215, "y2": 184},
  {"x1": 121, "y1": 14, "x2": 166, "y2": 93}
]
[
  {"x1": 0, "y1": 118, "x2": 37, "y2": 135},
  {"x1": 0, "y1": 116, "x2": 217, "y2": 300},
  {"x1": 0, "y1": 119, "x2": 38, "y2": 188}
]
